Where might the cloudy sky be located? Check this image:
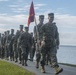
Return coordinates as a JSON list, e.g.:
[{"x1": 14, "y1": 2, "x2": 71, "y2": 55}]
[{"x1": 0, "y1": 0, "x2": 76, "y2": 46}]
